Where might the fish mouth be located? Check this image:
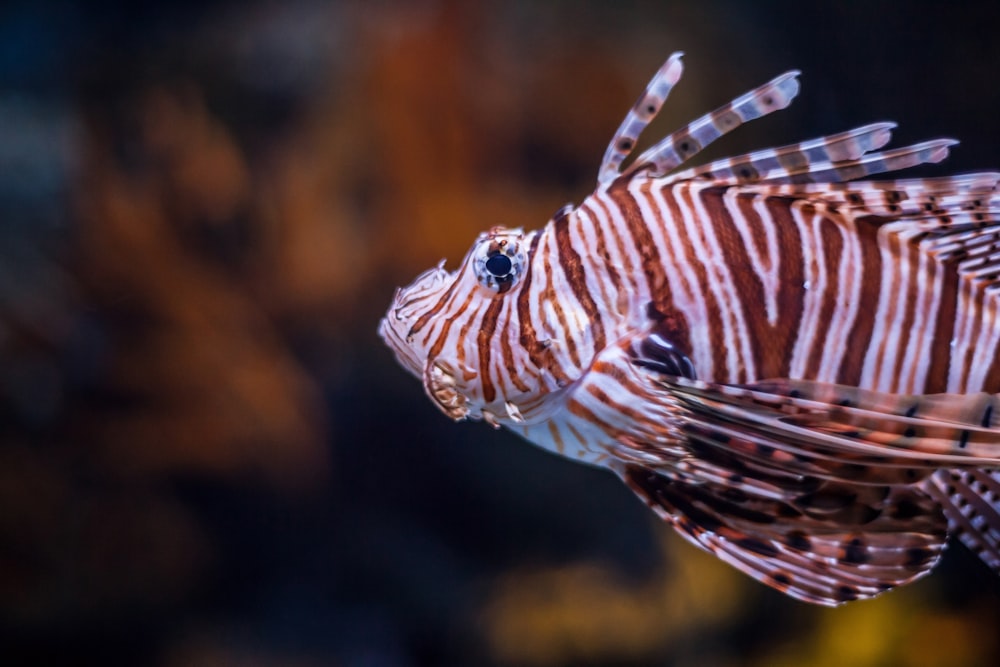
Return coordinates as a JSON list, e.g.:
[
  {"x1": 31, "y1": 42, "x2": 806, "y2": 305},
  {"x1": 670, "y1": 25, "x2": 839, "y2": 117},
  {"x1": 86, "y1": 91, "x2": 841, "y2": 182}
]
[
  {"x1": 378, "y1": 261, "x2": 453, "y2": 380},
  {"x1": 377, "y1": 312, "x2": 424, "y2": 380},
  {"x1": 422, "y1": 358, "x2": 471, "y2": 421}
]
